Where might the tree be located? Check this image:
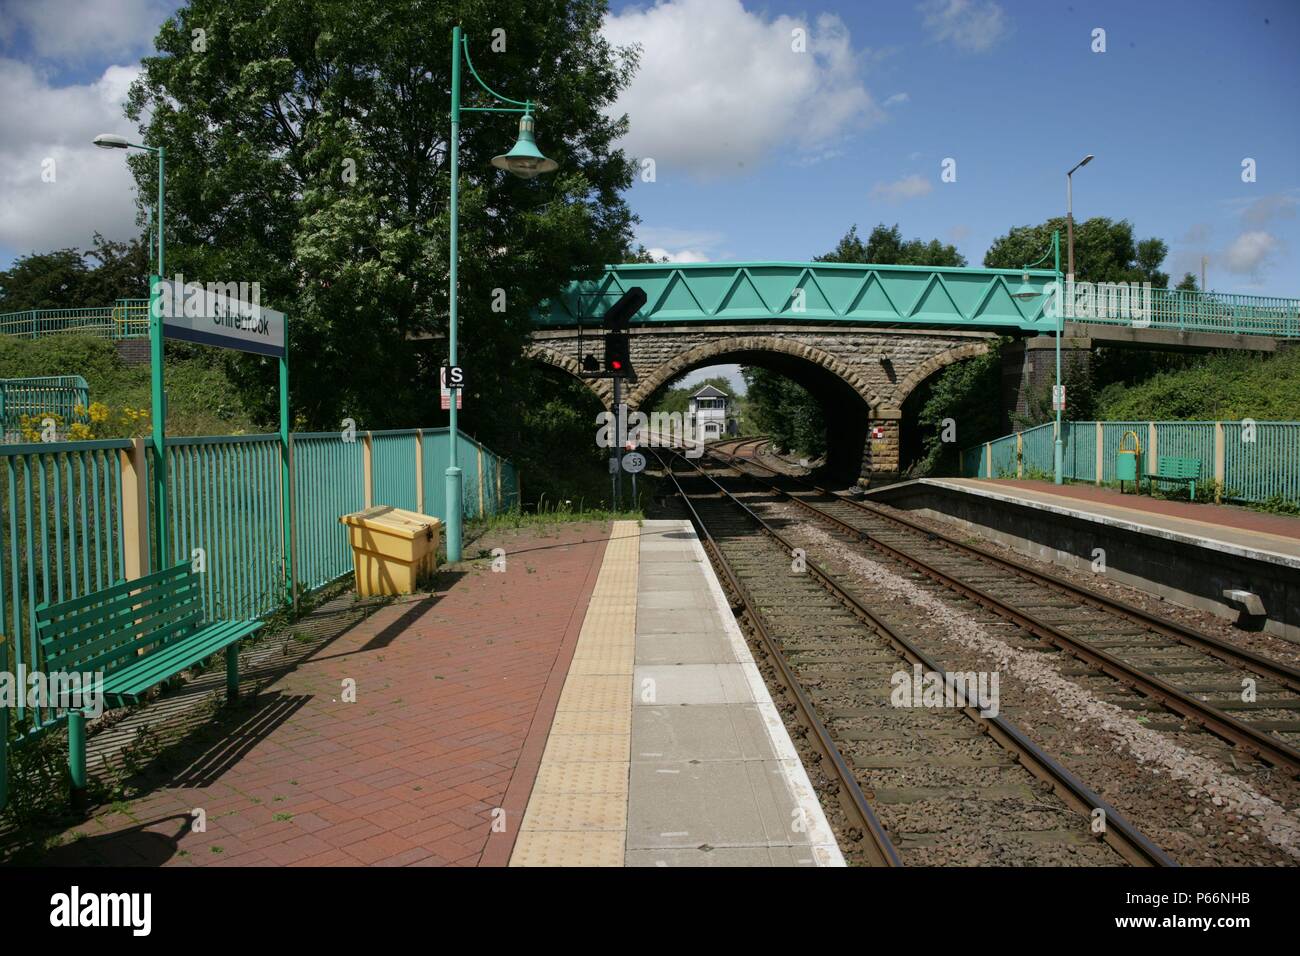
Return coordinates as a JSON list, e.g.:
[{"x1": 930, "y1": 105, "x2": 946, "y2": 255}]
[
  {"x1": 124, "y1": 0, "x2": 638, "y2": 453},
  {"x1": 0, "y1": 233, "x2": 149, "y2": 311},
  {"x1": 984, "y1": 216, "x2": 1170, "y2": 285},
  {"x1": 816, "y1": 223, "x2": 966, "y2": 267},
  {"x1": 1176, "y1": 272, "x2": 1198, "y2": 291},
  {"x1": 742, "y1": 367, "x2": 825, "y2": 458}
]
